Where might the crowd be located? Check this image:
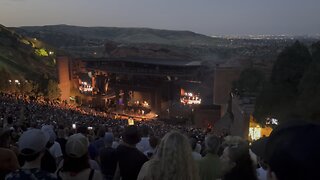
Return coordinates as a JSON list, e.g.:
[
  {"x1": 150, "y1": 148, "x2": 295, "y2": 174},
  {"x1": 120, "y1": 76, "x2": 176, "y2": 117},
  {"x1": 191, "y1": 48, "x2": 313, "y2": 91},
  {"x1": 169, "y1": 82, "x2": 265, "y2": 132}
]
[{"x1": 1, "y1": 92, "x2": 320, "y2": 180}]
